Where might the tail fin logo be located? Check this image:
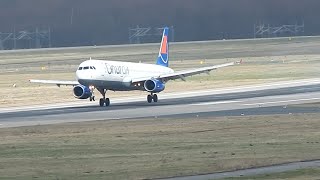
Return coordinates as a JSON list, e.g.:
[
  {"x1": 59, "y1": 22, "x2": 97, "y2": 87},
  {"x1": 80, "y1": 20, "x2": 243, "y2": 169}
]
[
  {"x1": 156, "y1": 27, "x2": 169, "y2": 67},
  {"x1": 160, "y1": 36, "x2": 168, "y2": 55}
]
